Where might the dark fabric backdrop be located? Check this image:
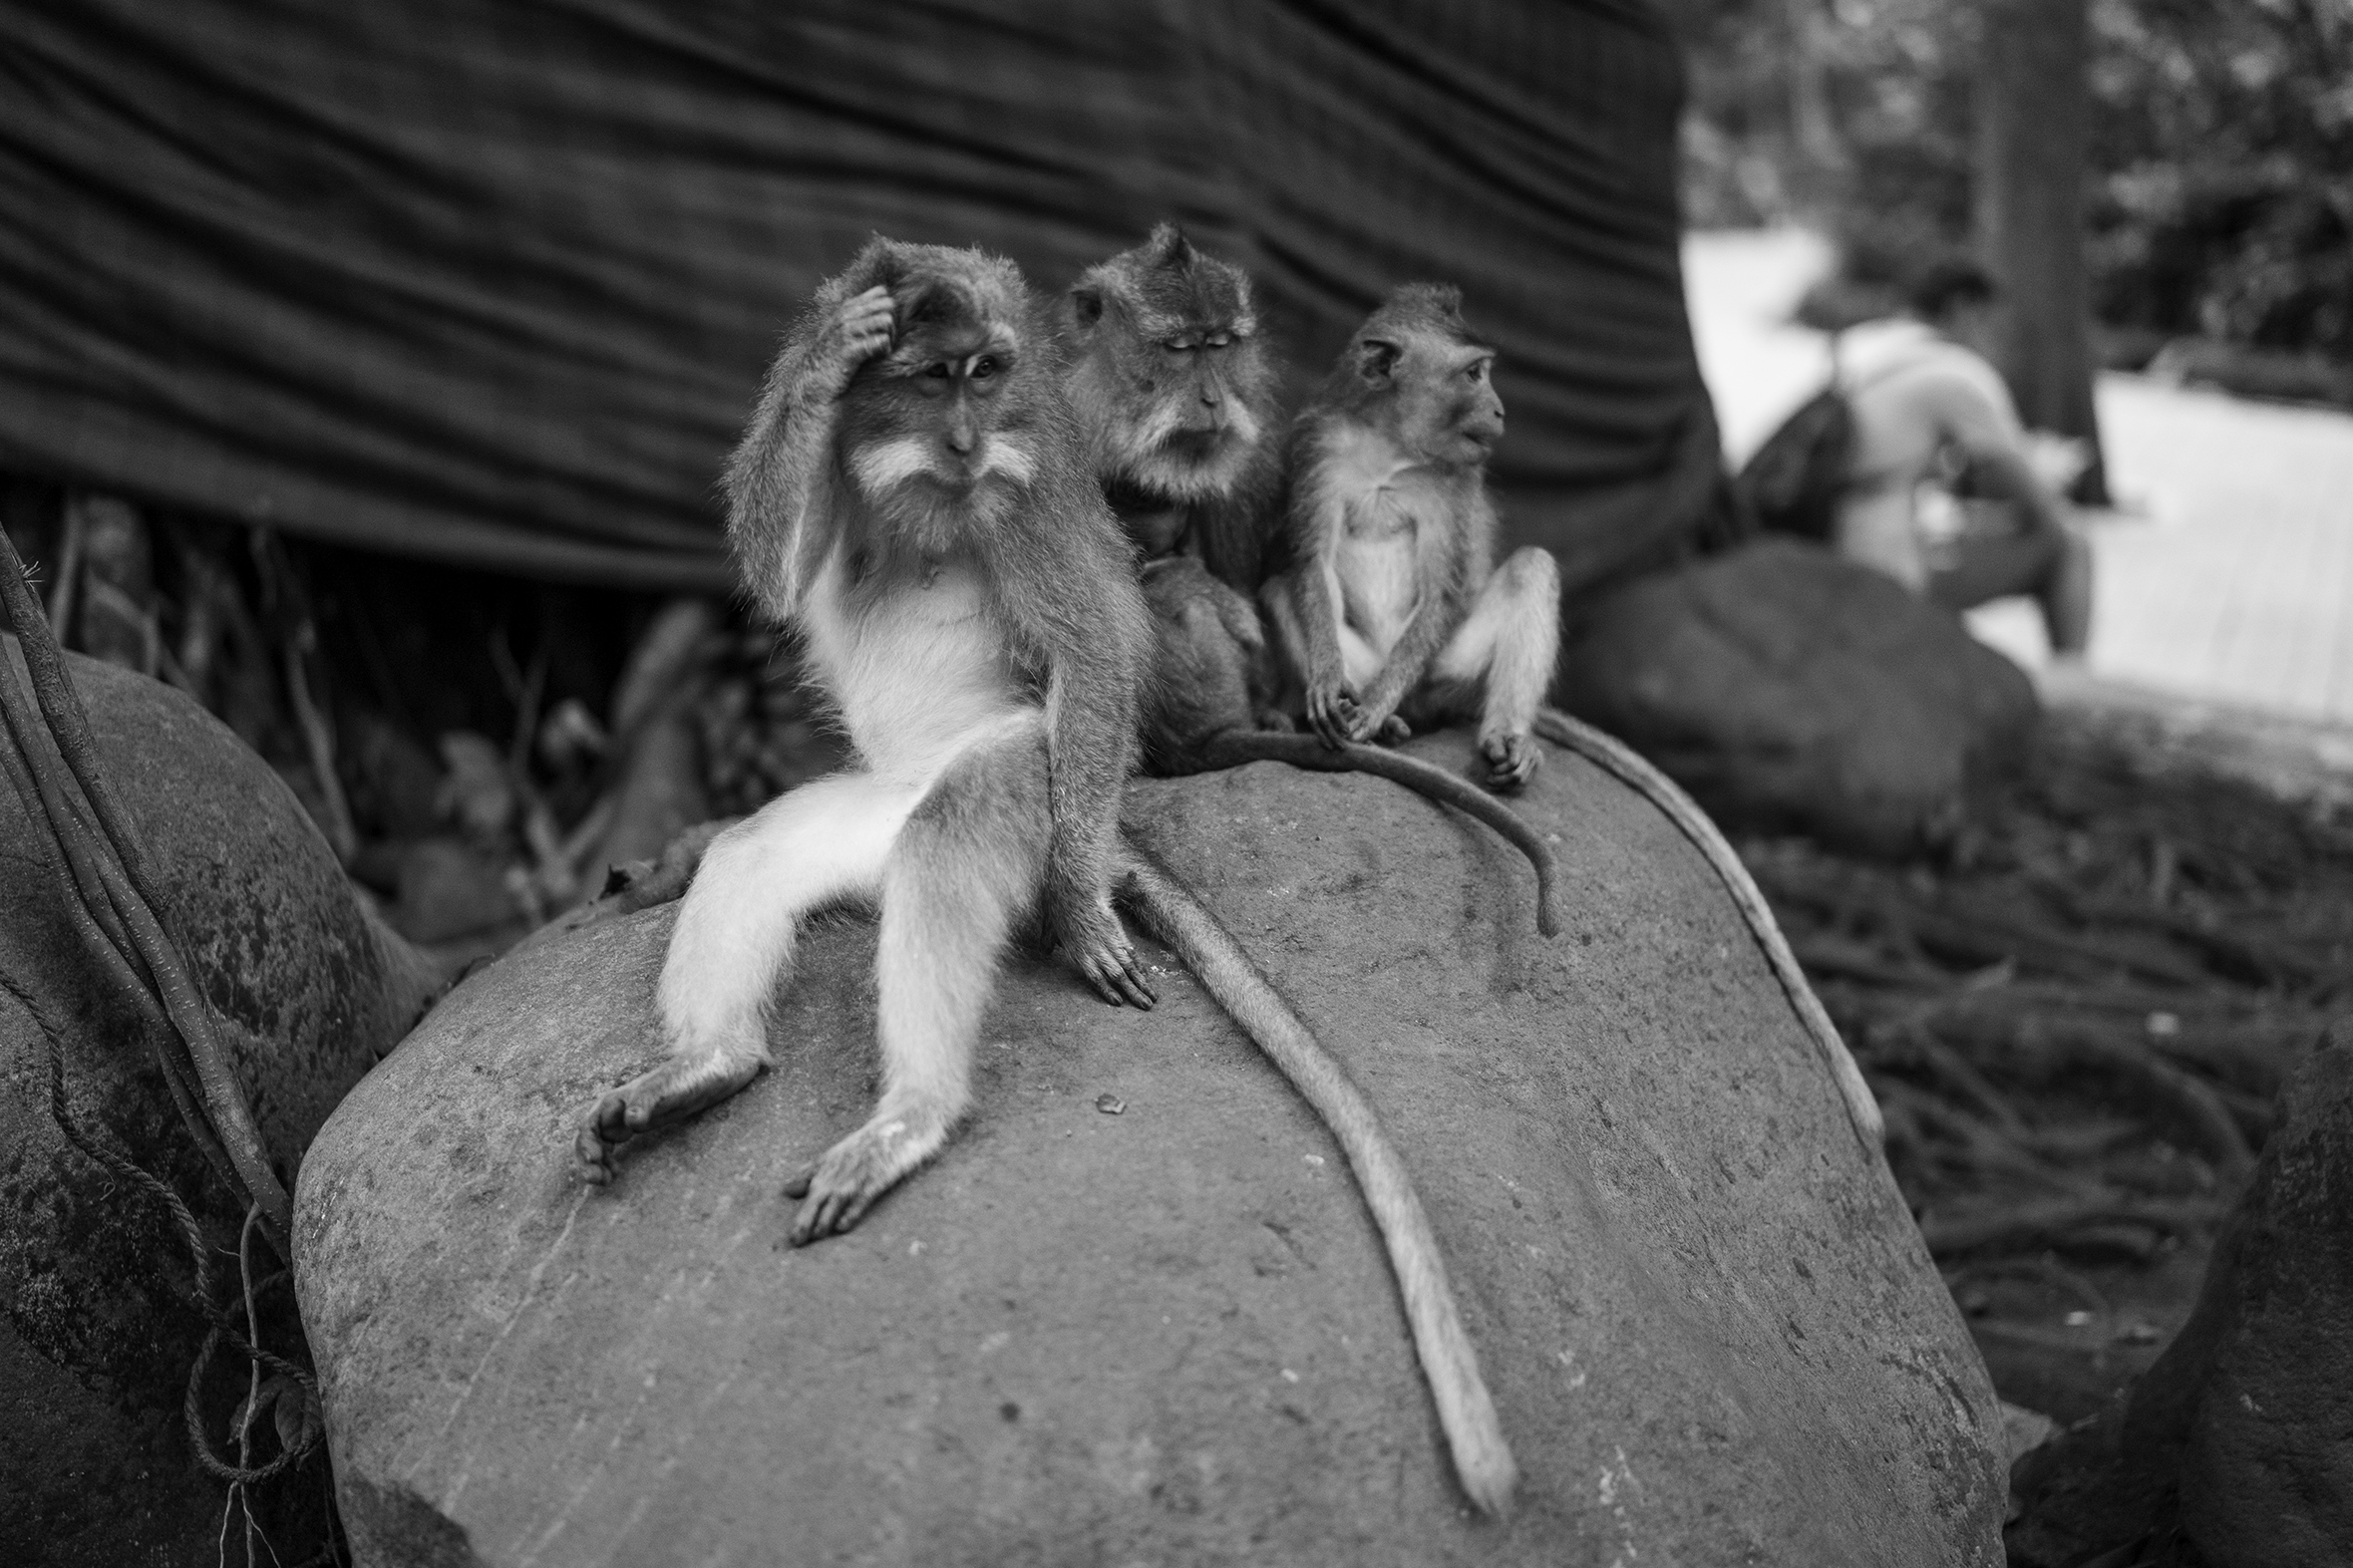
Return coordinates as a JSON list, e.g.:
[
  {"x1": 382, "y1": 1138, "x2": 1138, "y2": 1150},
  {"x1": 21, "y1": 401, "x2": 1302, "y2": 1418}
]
[{"x1": 0, "y1": 0, "x2": 1716, "y2": 596}]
